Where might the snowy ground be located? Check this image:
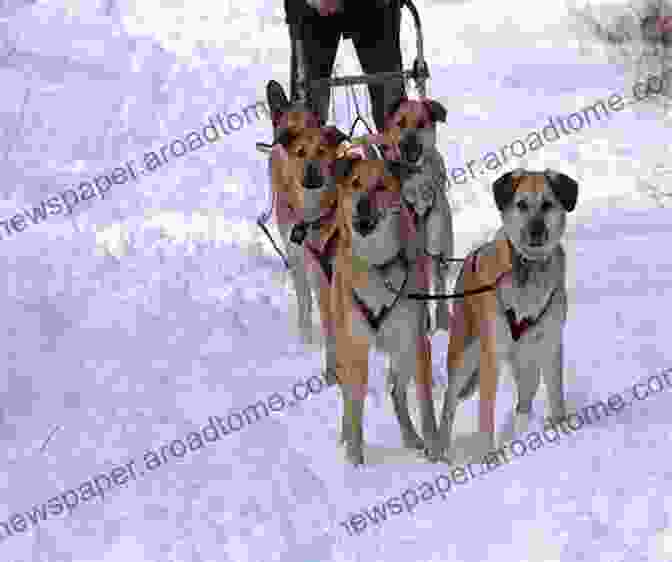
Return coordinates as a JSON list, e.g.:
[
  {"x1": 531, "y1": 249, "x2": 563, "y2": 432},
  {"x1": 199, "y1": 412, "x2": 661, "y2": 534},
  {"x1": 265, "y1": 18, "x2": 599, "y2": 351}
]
[{"x1": 1, "y1": 0, "x2": 672, "y2": 561}]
